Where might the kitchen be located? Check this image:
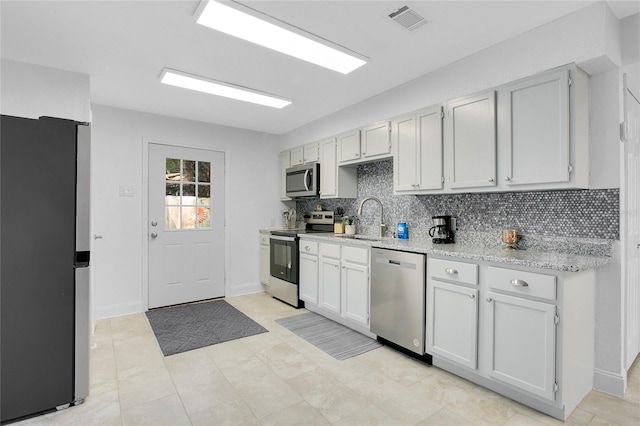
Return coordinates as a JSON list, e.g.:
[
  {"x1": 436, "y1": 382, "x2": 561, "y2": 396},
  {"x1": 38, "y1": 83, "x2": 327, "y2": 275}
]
[{"x1": 1, "y1": 0, "x2": 639, "y2": 424}]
